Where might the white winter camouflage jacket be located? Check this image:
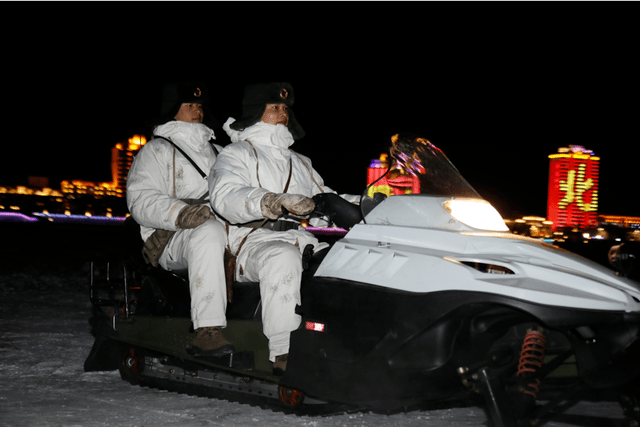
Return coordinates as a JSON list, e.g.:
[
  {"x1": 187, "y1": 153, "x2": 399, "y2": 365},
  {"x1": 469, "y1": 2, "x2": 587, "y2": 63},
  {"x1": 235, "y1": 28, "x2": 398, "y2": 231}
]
[
  {"x1": 208, "y1": 120, "x2": 358, "y2": 226},
  {"x1": 127, "y1": 121, "x2": 224, "y2": 242}
]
